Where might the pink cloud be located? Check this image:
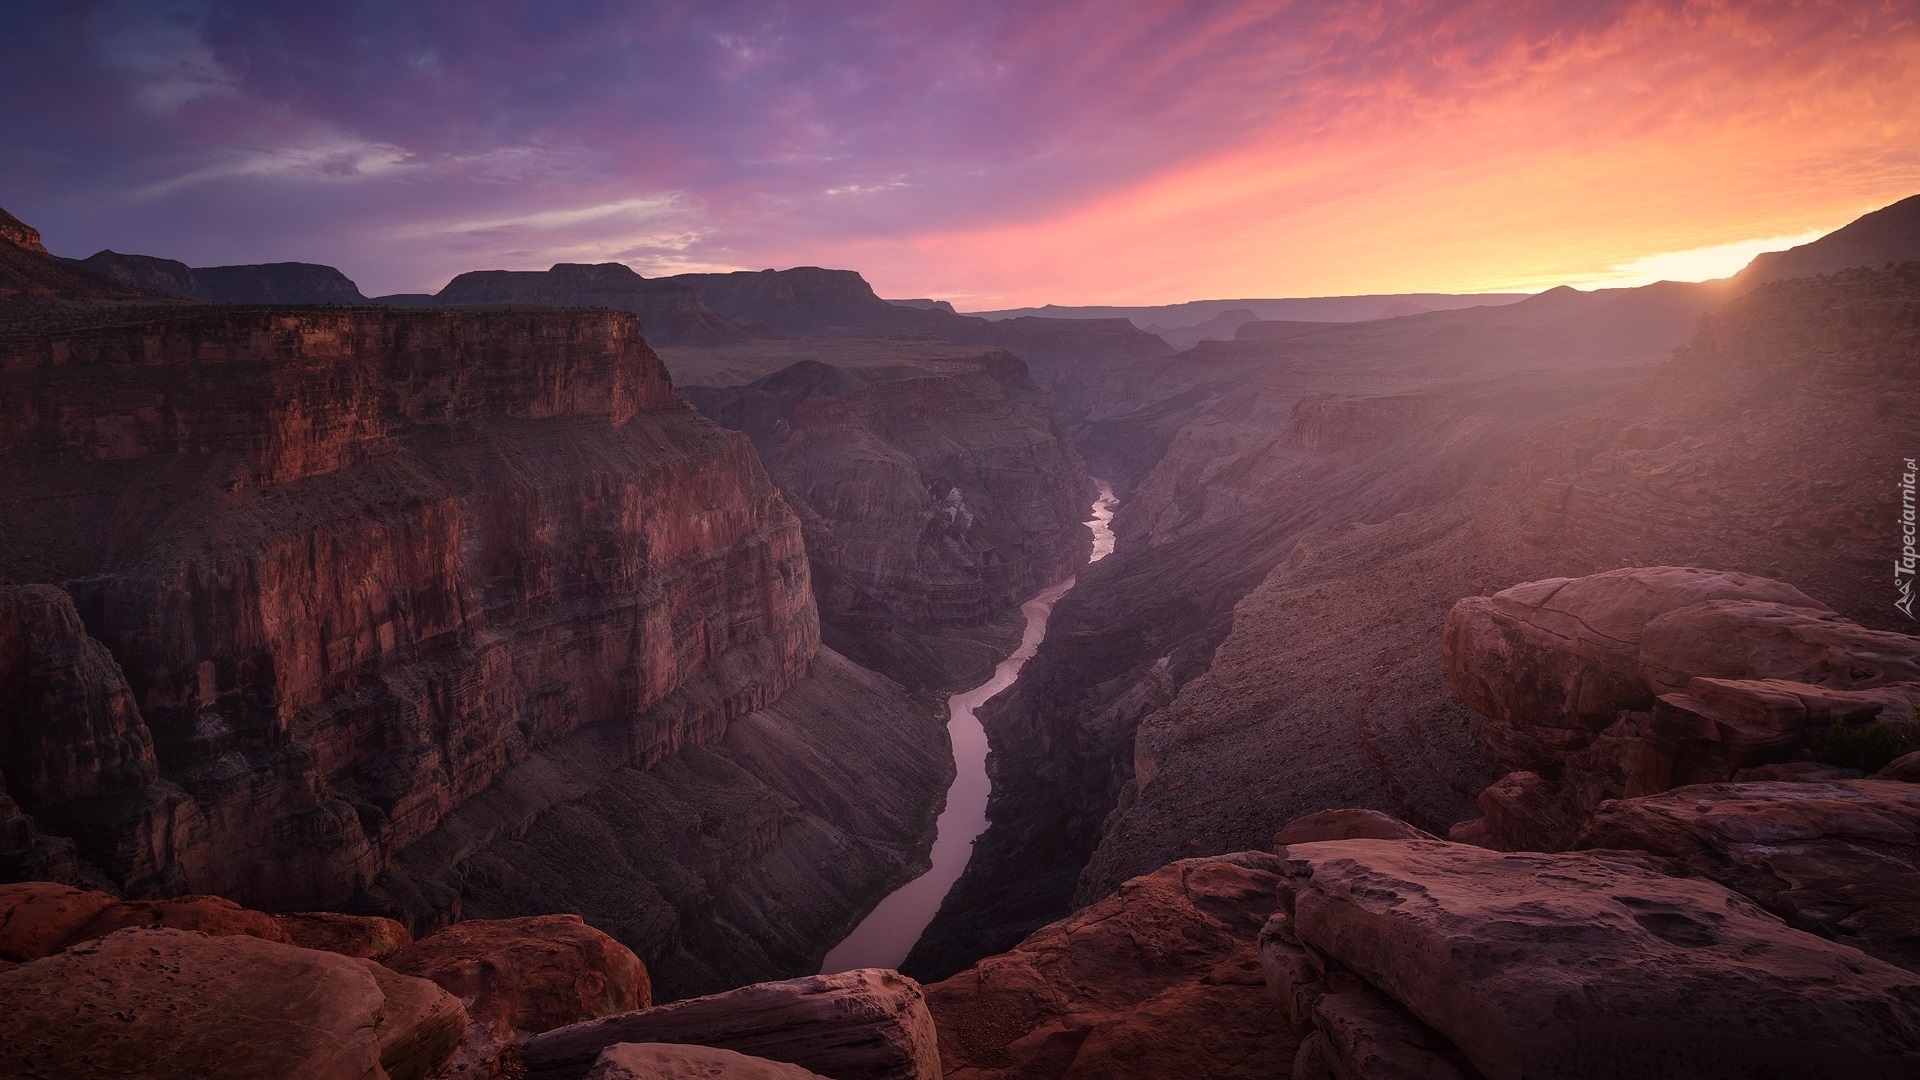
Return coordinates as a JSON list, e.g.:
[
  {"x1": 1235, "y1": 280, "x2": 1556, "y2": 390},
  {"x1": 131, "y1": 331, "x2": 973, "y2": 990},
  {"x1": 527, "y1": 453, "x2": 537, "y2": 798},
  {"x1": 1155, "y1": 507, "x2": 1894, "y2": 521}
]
[{"x1": 1, "y1": 1, "x2": 1913, "y2": 301}]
